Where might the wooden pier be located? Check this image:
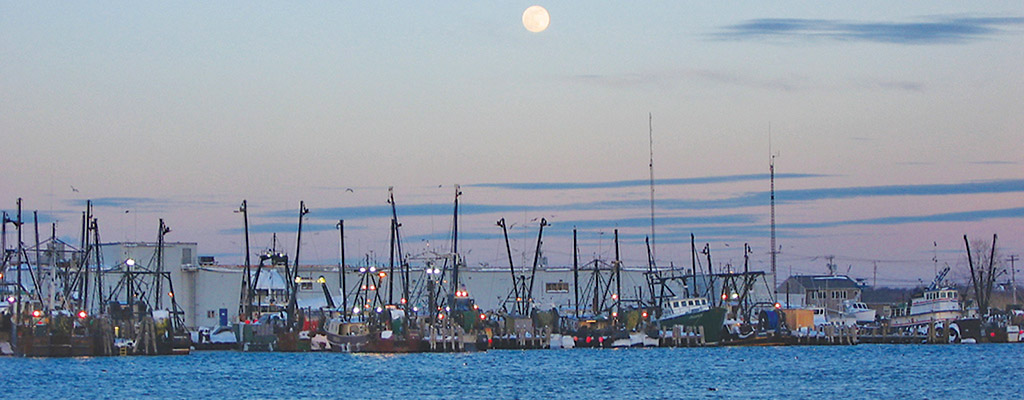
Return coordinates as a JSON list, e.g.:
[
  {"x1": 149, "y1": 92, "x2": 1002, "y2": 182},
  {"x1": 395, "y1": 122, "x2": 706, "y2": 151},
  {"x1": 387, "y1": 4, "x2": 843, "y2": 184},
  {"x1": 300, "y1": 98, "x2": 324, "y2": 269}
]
[{"x1": 659, "y1": 326, "x2": 708, "y2": 347}]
